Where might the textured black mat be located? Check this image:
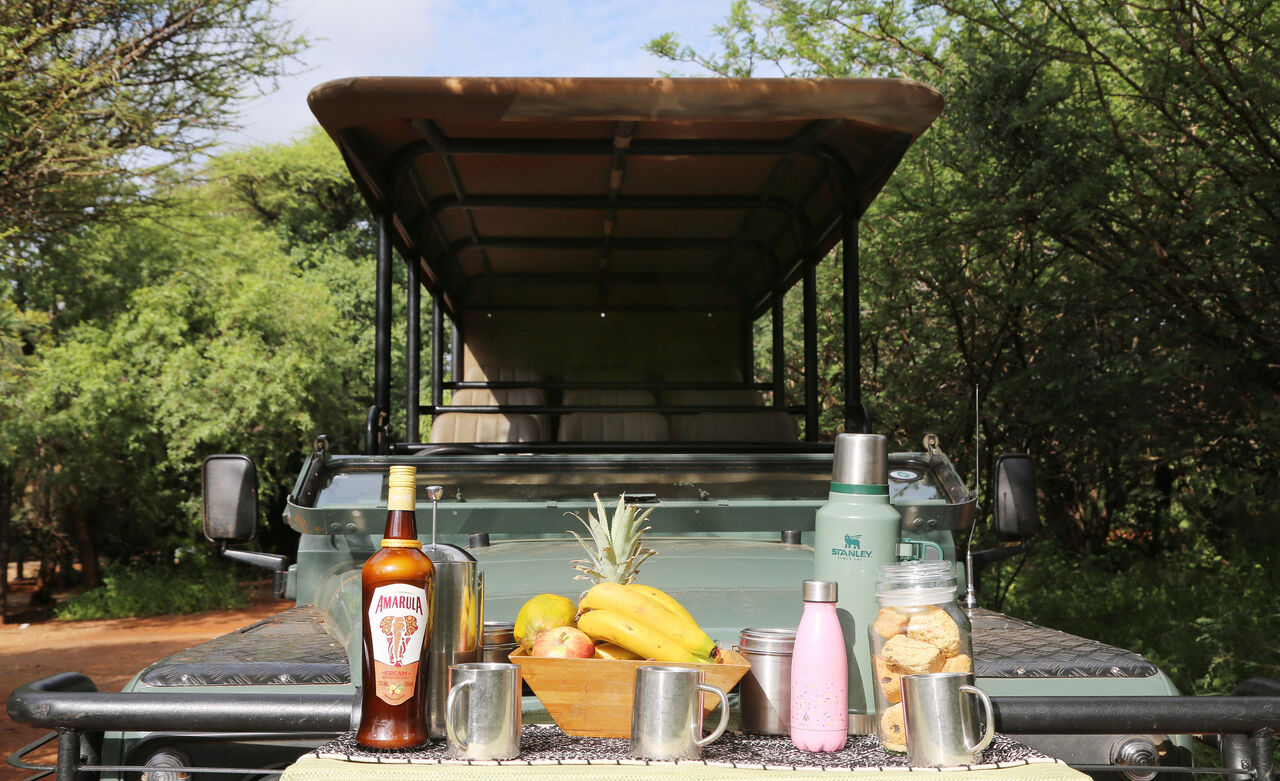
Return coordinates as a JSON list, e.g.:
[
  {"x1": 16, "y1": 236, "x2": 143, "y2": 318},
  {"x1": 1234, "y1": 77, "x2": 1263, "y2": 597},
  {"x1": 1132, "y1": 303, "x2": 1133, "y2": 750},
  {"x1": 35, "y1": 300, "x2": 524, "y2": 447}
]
[{"x1": 313, "y1": 726, "x2": 1057, "y2": 770}]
